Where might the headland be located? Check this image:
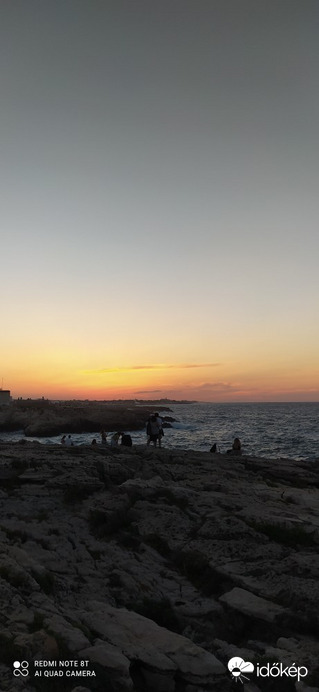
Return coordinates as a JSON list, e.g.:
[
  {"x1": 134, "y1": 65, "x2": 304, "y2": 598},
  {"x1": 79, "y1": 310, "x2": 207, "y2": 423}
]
[{"x1": 0, "y1": 400, "x2": 176, "y2": 437}]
